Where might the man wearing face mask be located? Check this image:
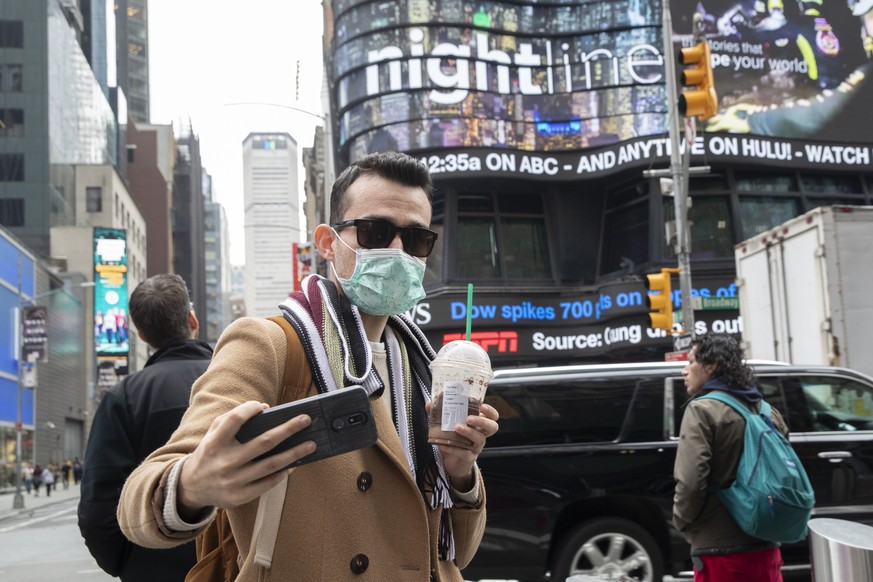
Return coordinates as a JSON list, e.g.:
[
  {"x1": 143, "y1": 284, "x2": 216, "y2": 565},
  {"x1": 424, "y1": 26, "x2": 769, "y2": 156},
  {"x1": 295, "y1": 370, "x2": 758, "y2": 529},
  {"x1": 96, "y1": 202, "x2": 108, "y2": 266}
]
[{"x1": 117, "y1": 151, "x2": 500, "y2": 582}]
